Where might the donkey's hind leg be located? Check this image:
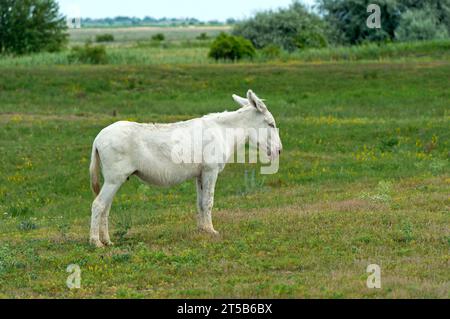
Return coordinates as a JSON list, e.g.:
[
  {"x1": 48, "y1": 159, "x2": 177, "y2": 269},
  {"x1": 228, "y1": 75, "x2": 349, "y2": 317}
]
[
  {"x1": 100, "y1": 202, "x2": 113, "y2": 246},
  {"x1": 90, "y1": 182, "x2": 122, "y2": 247}
]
